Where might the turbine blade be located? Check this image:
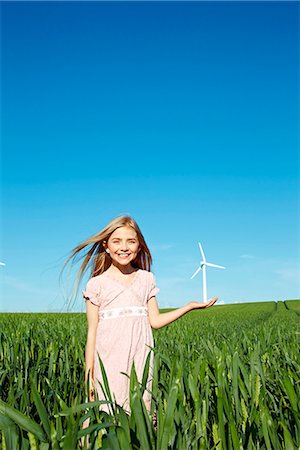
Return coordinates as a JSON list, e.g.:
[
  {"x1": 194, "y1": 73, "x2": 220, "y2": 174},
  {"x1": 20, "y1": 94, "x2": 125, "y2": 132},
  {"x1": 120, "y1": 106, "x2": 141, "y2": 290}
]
[
  {"x1": 198, "y1": 242, "x2": 206, "y2": 261},
  {"x1": 205, "y1": 262, "x2": 225, "y2": 269},
  {"x1": 190, "y1": 266, "x2": 201, "y2": 279},
  {"x1": 0, "y1": 262, "x2": 5, "y2": 266}
]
